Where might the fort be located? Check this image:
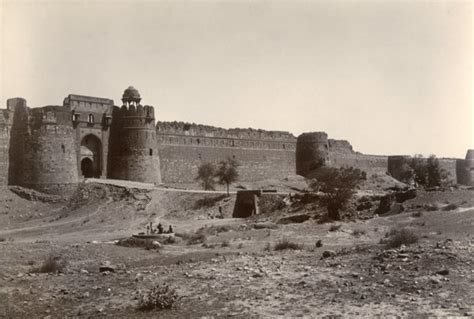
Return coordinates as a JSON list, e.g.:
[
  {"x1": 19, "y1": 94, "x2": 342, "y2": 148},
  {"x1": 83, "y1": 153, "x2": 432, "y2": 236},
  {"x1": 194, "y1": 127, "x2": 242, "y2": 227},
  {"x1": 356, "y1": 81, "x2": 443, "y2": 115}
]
[{"x1": 0, "y1": 86, "x2": 473, "y2": 194}]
